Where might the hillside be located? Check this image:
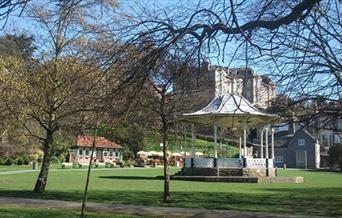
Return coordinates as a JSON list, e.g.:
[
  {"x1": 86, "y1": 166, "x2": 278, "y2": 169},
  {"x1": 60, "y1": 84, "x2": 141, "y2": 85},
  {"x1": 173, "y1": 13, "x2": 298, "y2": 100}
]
[{"x1": 143, "y1": 131, "x2": 239, "y2": 157}]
